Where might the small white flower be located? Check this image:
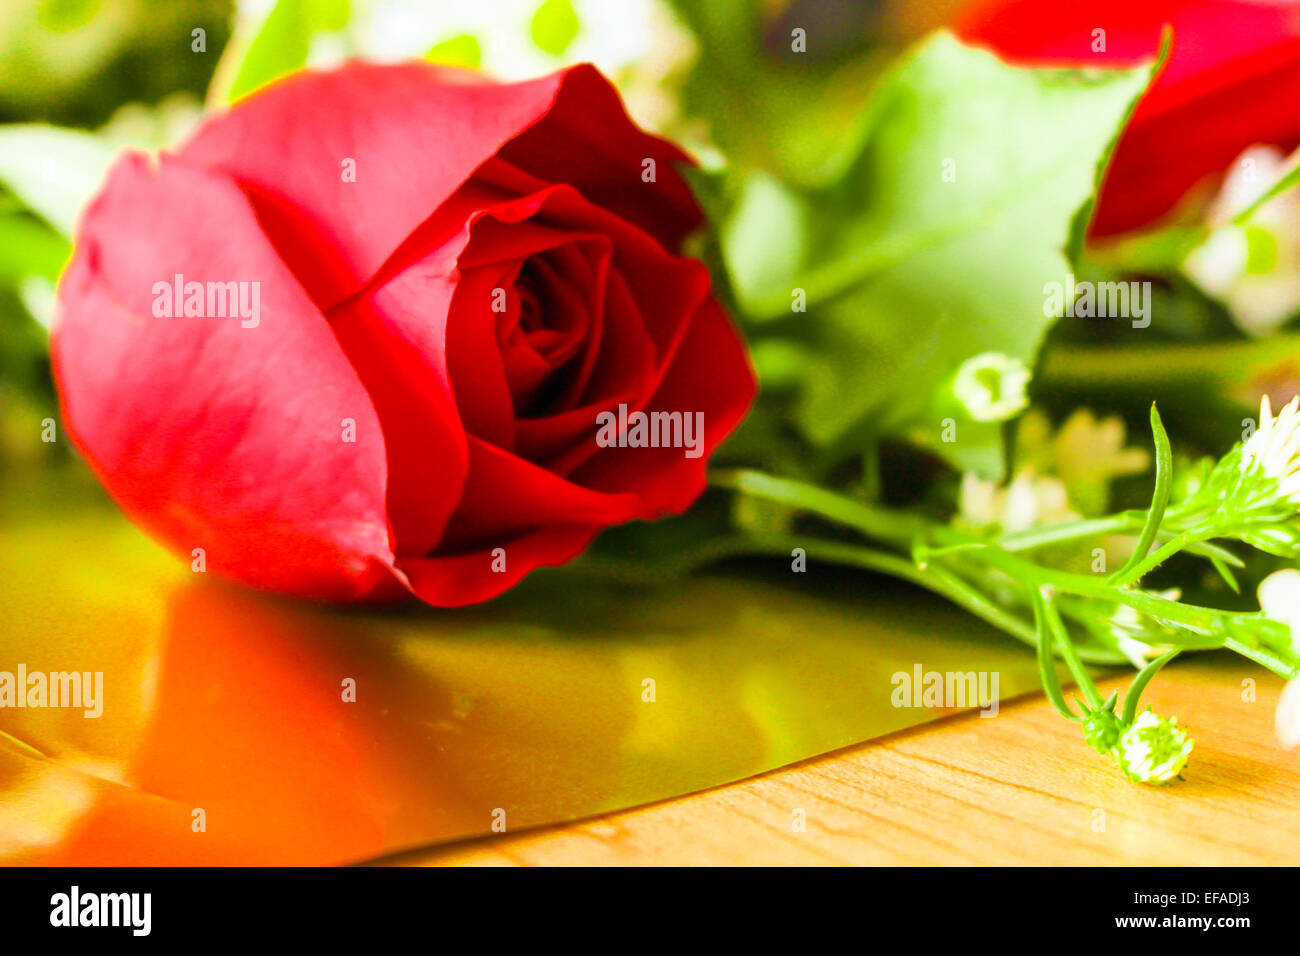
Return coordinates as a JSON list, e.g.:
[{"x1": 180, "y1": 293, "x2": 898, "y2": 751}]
[
  {"x1": 1183, "y1": 145, "x2": 1300, "y2": 337},
  {"x1": 1277, "y1": 679, "x2": 1300, "y2": 750},
  {"x1": 952, "y1": 352, "x2": 1030, "y2": 423},
  {"x1": 1258, "y1": 567, "x2": 1300, "y2": 635},
  {"x1": 1257, "y1": 570, "x2": 1300, "y2": 747},
  {"x1": 1241, "y1": 394, "x2": 1300, "y2": 503},
  {"x1": 958, "y1": 468, "x2": 1075, "y2": 534},
  {"x1": 1117, "y1": 709, "x2": 1193, "y2": 784}
]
